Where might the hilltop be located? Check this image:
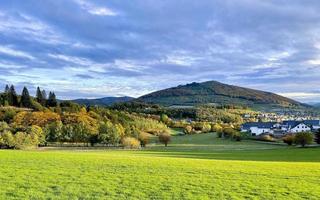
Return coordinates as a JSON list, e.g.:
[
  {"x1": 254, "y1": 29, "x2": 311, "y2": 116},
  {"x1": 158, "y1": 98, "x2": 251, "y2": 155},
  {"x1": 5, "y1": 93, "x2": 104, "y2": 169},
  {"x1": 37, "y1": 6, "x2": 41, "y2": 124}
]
[{"x1": 138, "y1": 81, "x2": 307, "y2": 109}]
